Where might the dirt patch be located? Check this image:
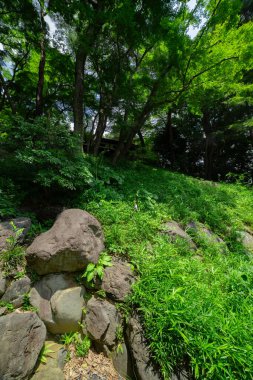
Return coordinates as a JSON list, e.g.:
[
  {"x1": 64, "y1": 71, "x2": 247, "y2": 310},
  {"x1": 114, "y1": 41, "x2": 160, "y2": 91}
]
[{"x1": 64, "y1": 346, "x2": 122, "y2": 380}]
